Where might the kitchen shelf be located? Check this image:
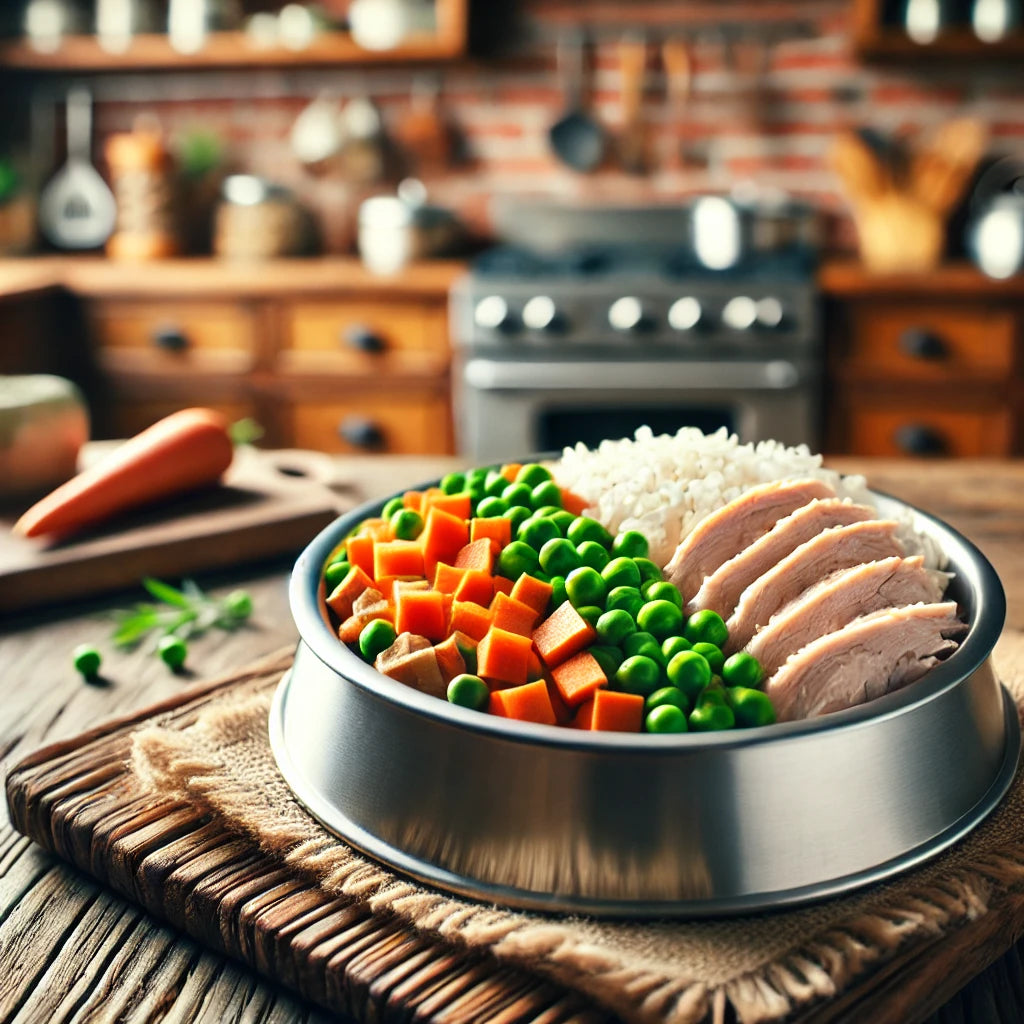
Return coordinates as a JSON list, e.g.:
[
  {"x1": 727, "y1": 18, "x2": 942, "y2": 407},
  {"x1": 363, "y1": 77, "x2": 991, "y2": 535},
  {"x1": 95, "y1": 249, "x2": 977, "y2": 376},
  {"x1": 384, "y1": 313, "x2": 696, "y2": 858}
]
[{"x1": 819, "y1": 259, "x2": 1024, "y2": 298}]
